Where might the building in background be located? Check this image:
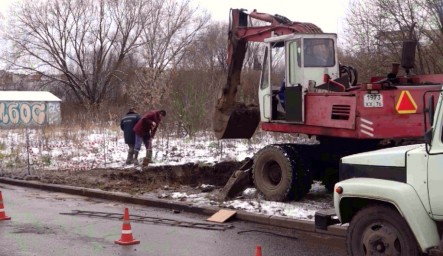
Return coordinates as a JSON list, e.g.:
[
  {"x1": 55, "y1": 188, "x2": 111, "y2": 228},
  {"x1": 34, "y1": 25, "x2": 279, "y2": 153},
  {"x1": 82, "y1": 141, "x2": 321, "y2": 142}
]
[{"x1": 0, "y1": 91, "x2": 62, "y2": 128}]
